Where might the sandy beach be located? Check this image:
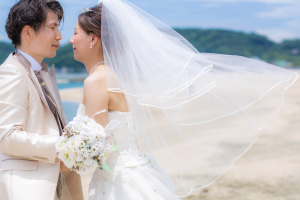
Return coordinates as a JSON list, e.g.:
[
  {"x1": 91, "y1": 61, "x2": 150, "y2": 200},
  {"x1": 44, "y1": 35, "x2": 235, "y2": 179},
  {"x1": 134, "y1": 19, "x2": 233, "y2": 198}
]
[
  {"x1": 59, "y1": 87, "x2": 84, "y2": 102},
  {"x1": 59, "y1": 71, "x2": 300, "y2": 200}
]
